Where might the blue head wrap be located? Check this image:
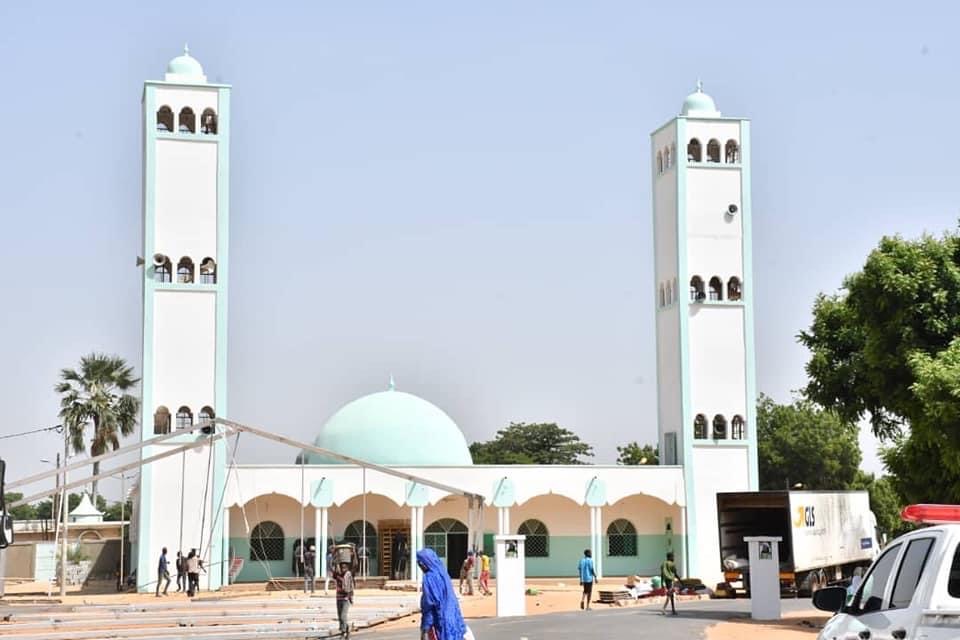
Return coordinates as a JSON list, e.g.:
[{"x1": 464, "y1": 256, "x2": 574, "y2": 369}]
[{"x1": 417, "y1": 548, "x2": 466, "y2": 640}]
